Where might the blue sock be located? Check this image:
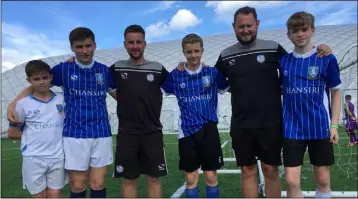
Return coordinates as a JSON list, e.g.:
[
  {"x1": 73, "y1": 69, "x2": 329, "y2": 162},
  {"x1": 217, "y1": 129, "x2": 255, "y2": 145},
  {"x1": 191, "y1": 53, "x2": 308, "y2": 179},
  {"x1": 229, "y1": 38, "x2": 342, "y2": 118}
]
[
  {"x1": 70, "y1": 190, "x2": 86, "y2": 198},
  {"x1": 185, "y1": 187, "x2": 199, "y2": 198},
  {"x1": 90, "y1": 187, "x2": 106, "y2": 198},
  {"x1": 315, "y1": 187, "x2": 331, "y2": 198},
  {"x1": 206, "y1": 184, "x2": 219, "y2": 198}
]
